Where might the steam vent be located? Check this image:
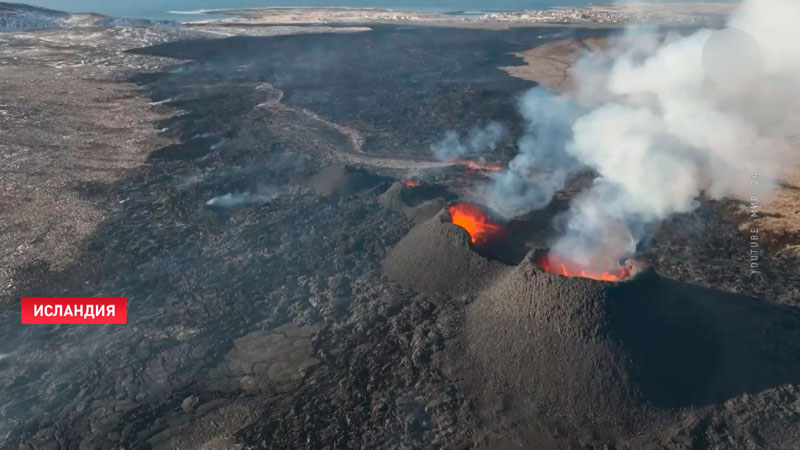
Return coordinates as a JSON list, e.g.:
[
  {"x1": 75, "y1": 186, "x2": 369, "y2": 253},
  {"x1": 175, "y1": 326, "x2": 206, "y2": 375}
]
[{"x1": 384, "y1": 204, "x2": 800, "y2": 428}]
